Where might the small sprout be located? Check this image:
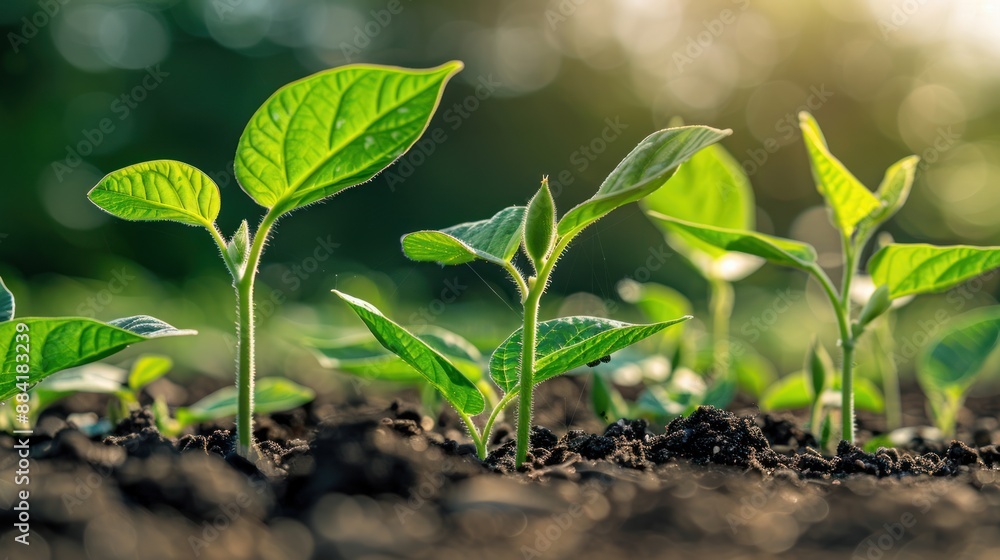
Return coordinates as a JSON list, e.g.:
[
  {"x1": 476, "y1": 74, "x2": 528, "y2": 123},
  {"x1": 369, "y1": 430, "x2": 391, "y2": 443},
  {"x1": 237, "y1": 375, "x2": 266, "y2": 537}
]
[
  {"x1": 87, "y1": 62, "x2": 463, "y2": 457},
  {"x1": 338, "y1": 124, "x2": 728, "y2": 466}
]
